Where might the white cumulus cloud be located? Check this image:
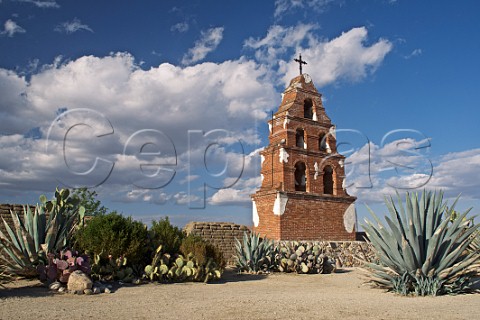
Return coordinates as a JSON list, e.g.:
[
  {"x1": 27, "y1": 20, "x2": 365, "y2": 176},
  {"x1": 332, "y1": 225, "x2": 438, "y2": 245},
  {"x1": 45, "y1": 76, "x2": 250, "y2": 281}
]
[
  {"x1": 0, "y1": 53, "x2": 276, "y2": 202},
  {"x1": 182, "y1": 27, "x2": 224, "y2": 65},
  {"x1": 245, "y1": 25, "x2": 392, "y2": 87}
]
